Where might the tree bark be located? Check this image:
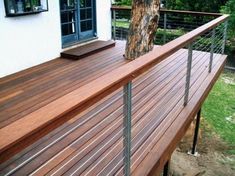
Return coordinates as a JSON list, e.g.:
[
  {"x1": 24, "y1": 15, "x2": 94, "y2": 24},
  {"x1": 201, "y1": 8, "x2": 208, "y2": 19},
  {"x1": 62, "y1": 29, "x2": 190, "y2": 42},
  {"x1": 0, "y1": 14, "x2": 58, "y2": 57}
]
[{"x1": 125, "y1": 0, "x2": 160, "y2": 60}]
